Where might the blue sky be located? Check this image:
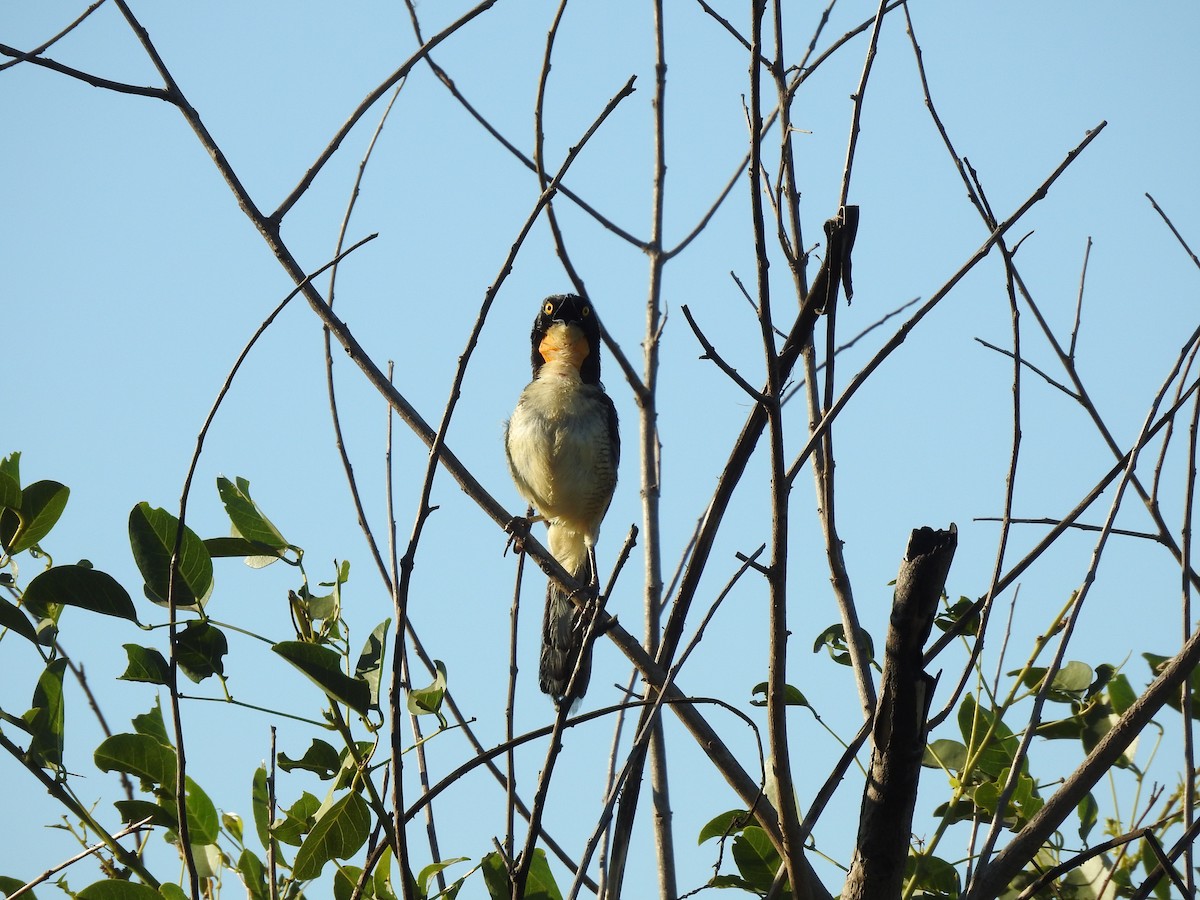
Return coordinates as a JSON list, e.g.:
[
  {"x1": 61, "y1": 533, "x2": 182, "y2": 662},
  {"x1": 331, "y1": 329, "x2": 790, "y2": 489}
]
[{"x1": 3, "y1": 1, "x2": 1200, "y2": 895}]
